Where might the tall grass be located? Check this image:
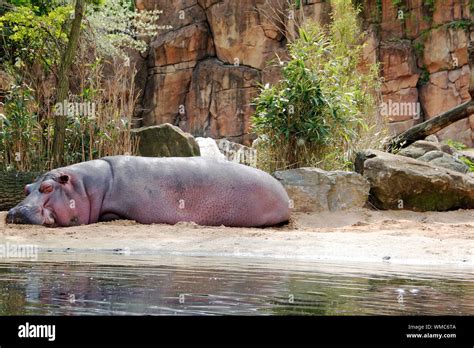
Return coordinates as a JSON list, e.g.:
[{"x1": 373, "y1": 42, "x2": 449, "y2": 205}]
[
  {"x1": 0, "y1": 58, "x2": 139, "y2": 172},
  {"x1": 0, "y1": 0, "x2": 157, "y2": 172}
]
